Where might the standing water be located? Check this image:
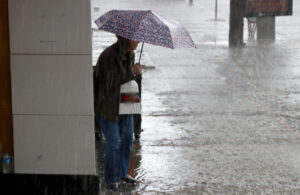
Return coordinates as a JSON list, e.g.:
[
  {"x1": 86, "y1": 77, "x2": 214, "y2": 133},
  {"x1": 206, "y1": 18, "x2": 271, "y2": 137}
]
[{"x1": 92, "y1": 0, "x2": 300, "y2": 194}]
